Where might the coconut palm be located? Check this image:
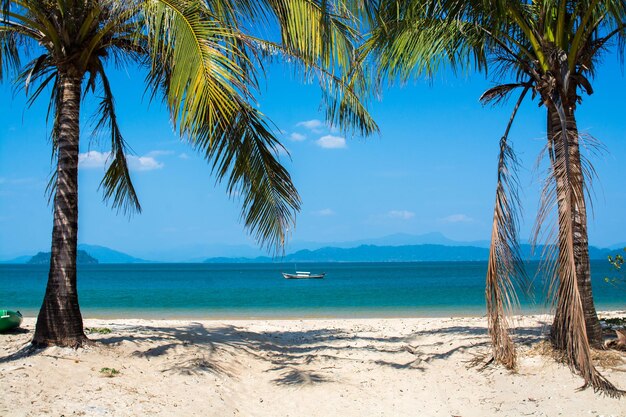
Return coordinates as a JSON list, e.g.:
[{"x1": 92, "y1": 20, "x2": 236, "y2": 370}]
[
  {"x1": 0, "y1": 0, "x2": 376, "y2": 347},
  {"x1": 361, "y1": 0, "x2": 625, "y2": 395}
]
